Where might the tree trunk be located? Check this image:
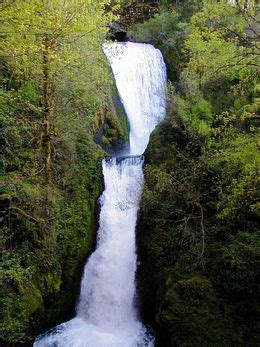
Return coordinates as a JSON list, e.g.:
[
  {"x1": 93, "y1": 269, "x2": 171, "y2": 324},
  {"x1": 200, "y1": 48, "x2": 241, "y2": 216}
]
[{"x1": 43, "y1": 36, "x2": 52, "y2": 184}]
